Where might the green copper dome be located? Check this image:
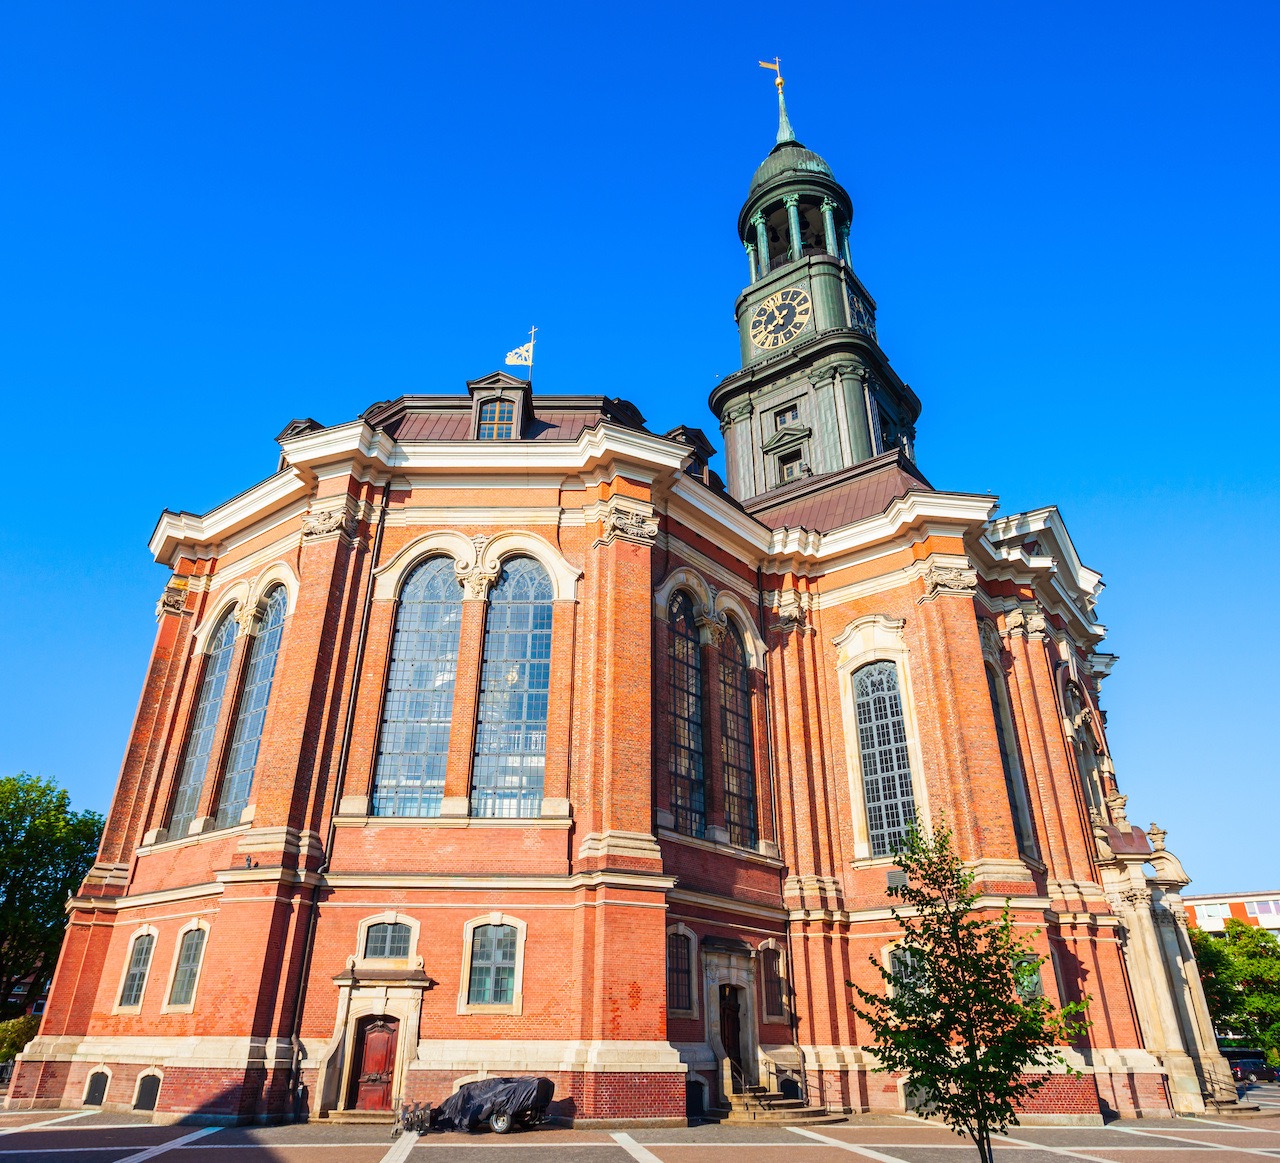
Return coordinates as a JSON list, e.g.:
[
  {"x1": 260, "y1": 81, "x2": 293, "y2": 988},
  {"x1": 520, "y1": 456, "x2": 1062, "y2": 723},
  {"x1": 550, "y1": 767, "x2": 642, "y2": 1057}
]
[{"x1": 747, "y1": 140, "x2": 835, "y2": 198}]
